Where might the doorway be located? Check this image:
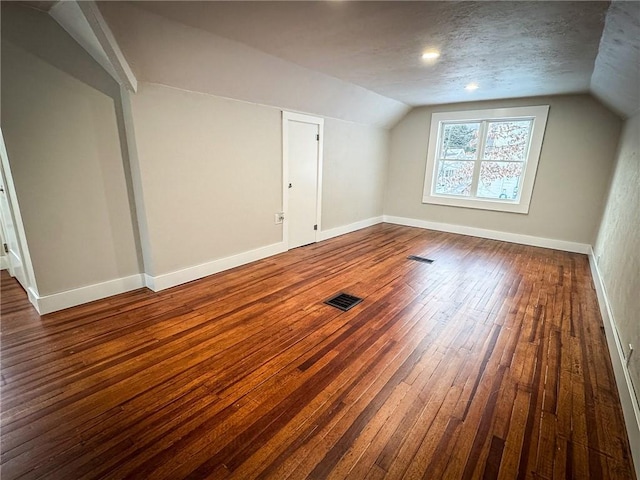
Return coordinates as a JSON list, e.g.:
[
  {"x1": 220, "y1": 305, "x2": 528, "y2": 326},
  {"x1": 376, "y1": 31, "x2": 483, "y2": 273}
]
[
  {"x1": 282, "y1": 112, "x2": 323, "y2": 249},
  {"x1": 0, "y1": 130, "x2": 33, "y2": 293}
]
